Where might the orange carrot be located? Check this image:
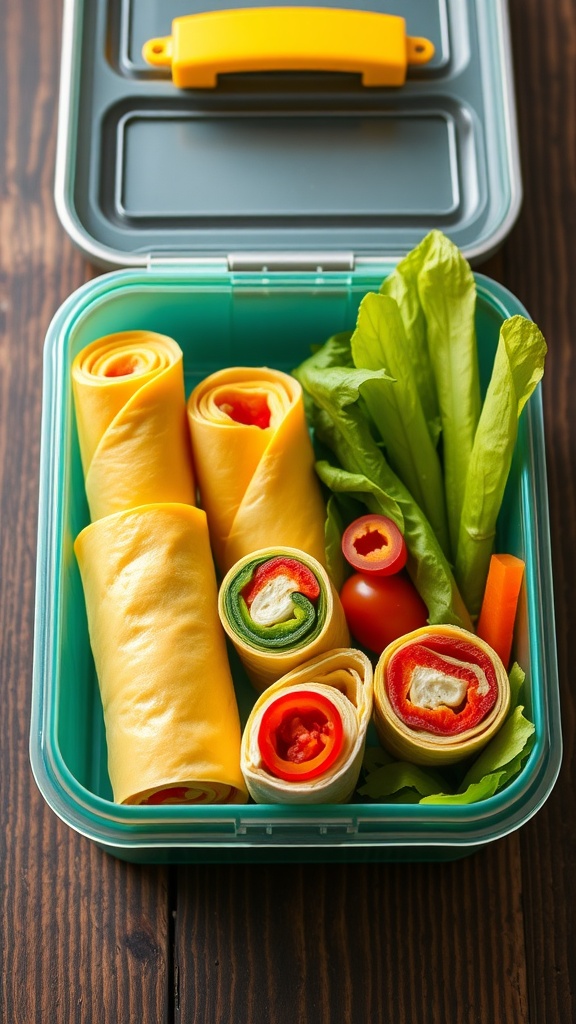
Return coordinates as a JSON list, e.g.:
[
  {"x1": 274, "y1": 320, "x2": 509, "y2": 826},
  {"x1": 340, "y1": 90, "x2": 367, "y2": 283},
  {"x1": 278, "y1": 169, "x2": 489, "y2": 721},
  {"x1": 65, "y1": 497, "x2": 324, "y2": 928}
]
[{"x1": 476, "y1": 554, "x2": 525, "y2": 669}]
